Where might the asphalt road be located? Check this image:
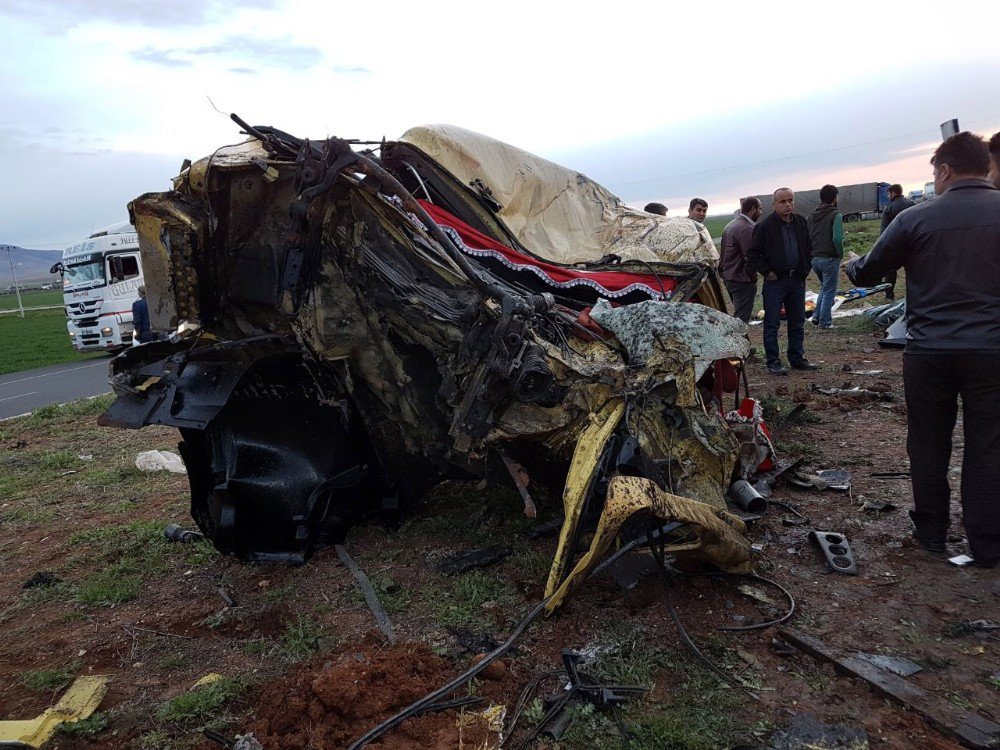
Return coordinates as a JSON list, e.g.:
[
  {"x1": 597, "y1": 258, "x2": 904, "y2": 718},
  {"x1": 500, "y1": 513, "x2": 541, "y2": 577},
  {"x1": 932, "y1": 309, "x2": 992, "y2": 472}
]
[{"x1": 0, "y1": 358, "x2": 113, "y2": 420}]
